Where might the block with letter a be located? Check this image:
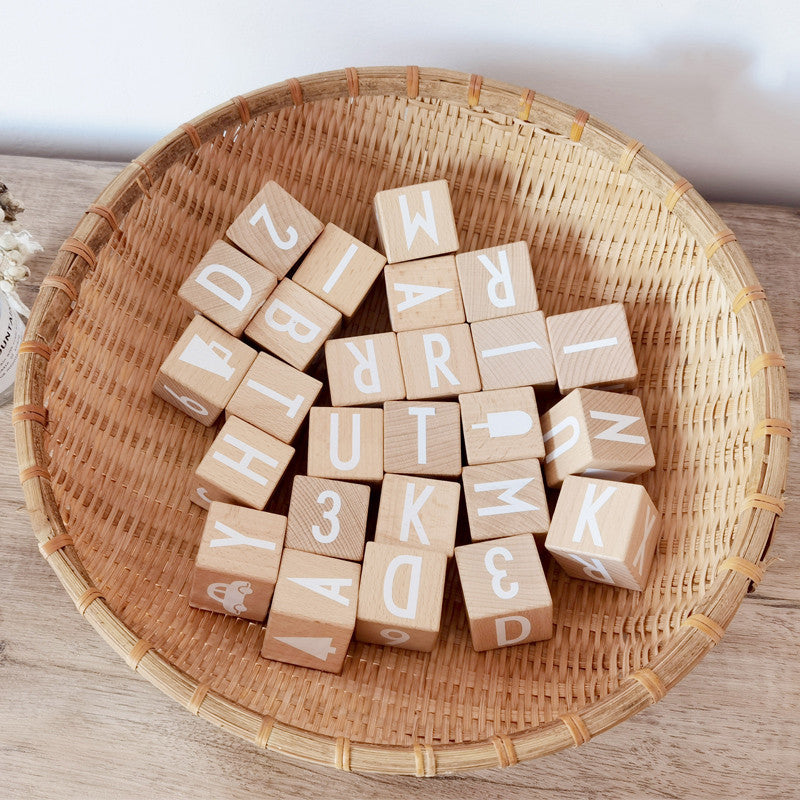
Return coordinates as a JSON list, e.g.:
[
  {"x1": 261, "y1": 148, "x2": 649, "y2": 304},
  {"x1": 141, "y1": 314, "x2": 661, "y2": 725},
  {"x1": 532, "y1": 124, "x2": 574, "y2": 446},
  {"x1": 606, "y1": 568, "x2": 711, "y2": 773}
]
[
  {"x1": 261, "y1": 549, "x2": 360, "y2": 673},
  {"x1": 546, "y1": 302, "x2": 639, "y2": 393},
  {"x1": 455, "y1": 534, "x2": 553, "y2": 651},
  {"x1": 462, "y1": 458, "x2": 550, "y2": 542},
  {"x1": 307, "y1": 407, "x2": 384, "y2": 482},
  {"x1": 153, "y1": 315, "x2": 257, "y2": 426},
  {"x1": 374, "y1": 473, "x2": 461, "y2": 557},
  {"x1": 191, "y1": 415, "x2": 295, "y2": 510},
  {"x1": 188, "y1": 502, "x2": 286, "y2": 622},
  {"x1": 244, "y1": 279, "x2": 341, "y2": 371},
  {"x1": 285, "y1": 475, "x2": 370, "y2": 561},
  {"x1": 540, "y1": 388, "x2": 655, "y2": 488},
  {"x1": 177, "y1": 240, "x2": 278, "y2": 336},
  {"x1": 226, "y1": 180, "x2": 323, "y2": 278},
  {"x1": 324, "y1": 332, "x2": 406, "y2": 407},
  {"x1": 373, "y1": 179, "x2": 459, "y2": 263},
  {"x1": 545, "y1": 475, "x2": 660, "y2": 591},
  {"x1": 355, "y1": 541, "x2": 447, "y2": 652}
]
